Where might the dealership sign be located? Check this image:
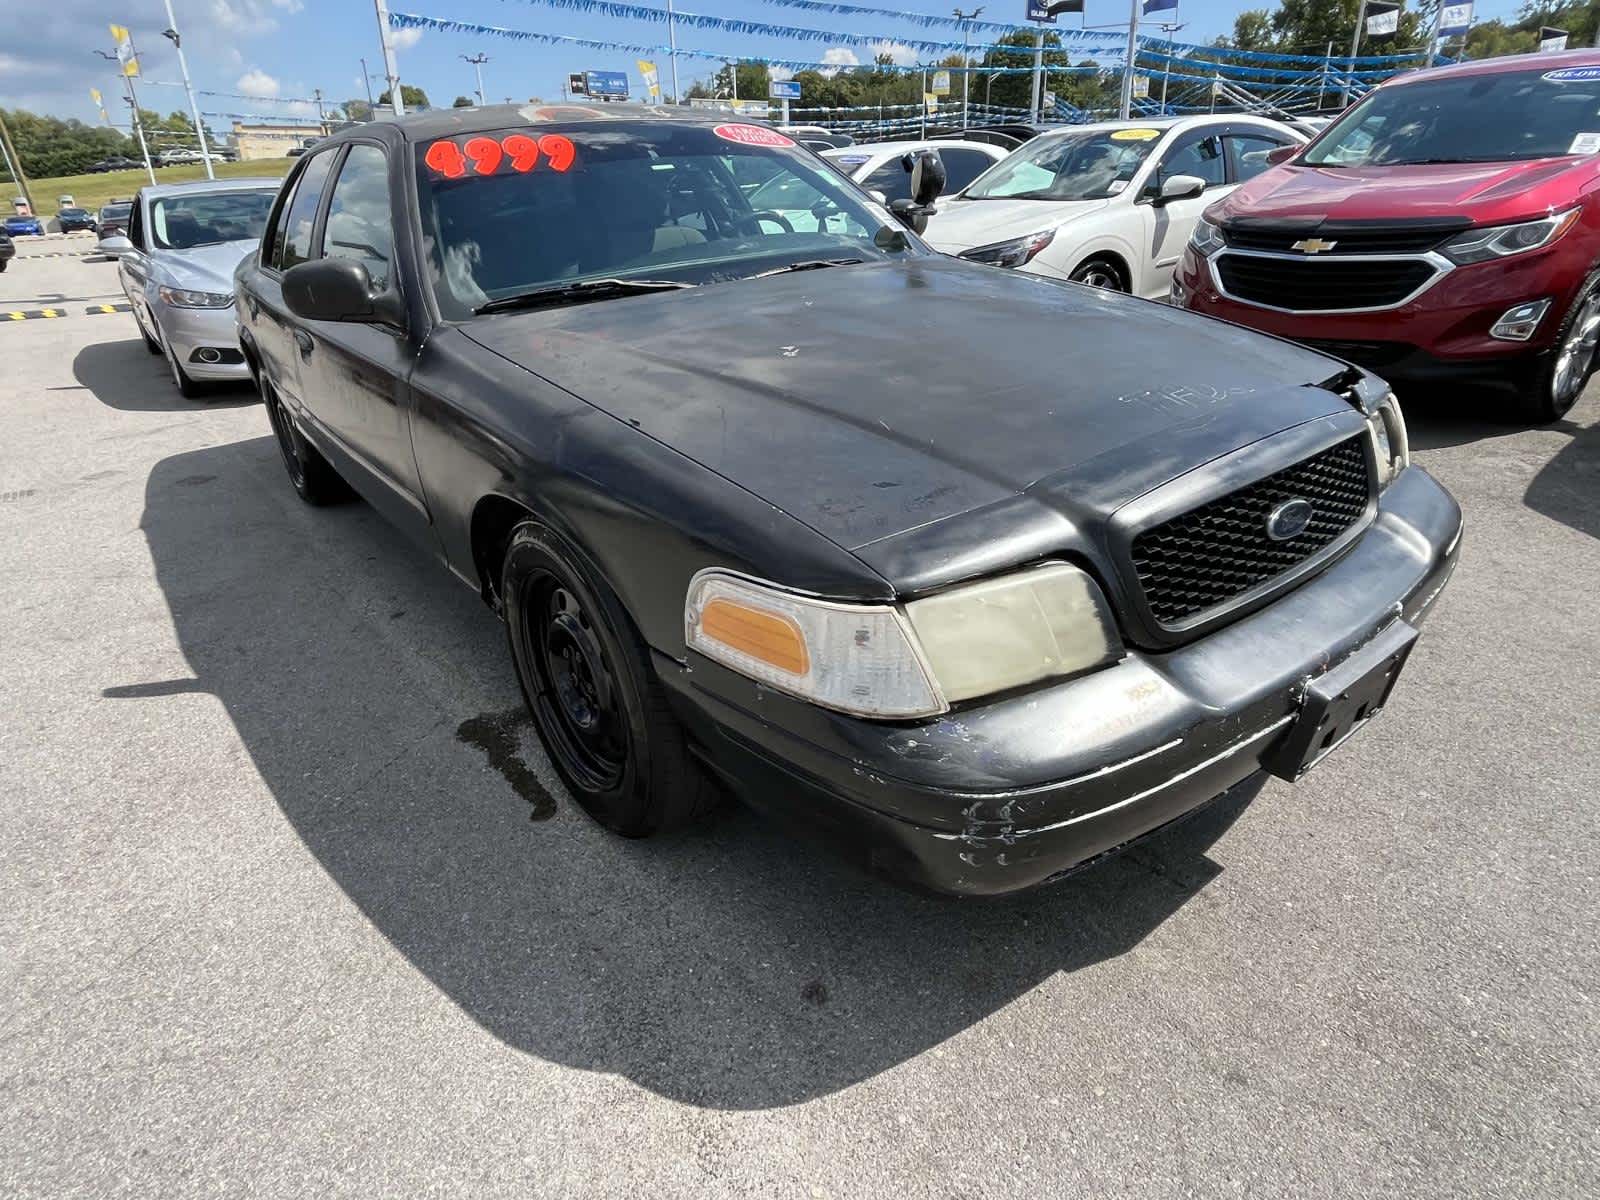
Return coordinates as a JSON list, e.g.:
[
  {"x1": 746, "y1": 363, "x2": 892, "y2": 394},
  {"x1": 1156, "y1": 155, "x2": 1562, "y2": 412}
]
[{"x1": 1438, "y1": 2, "x2": 1473, "y2": 38}]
